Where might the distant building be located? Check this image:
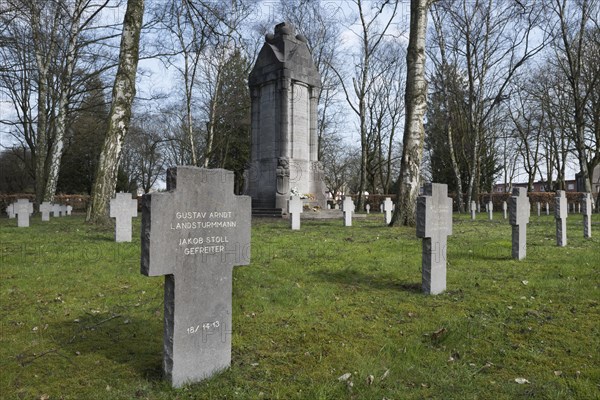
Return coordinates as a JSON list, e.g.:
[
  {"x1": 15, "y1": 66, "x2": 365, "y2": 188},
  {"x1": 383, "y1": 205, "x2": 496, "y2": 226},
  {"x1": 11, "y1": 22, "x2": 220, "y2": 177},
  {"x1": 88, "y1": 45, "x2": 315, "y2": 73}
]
[
  {"x1": 493, "y1": 179, "x2": 578, "y2": 193},
  {"x1": 576, "y1": 165, "x2": 600, "y2": 194}
]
